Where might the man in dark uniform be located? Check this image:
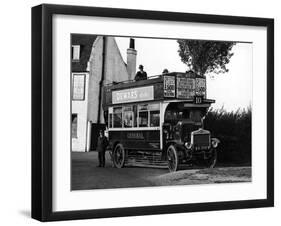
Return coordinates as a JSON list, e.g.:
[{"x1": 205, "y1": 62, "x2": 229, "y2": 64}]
[
  {"x1": 96, "y1": 130, "x2": 108, "y2": 167},
  {"x1": 134, "y1": 64, "x2": 147, "y2": 81},
  {"x1": 162, "y1": 68, "x2": 169, "y2": 74}
]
